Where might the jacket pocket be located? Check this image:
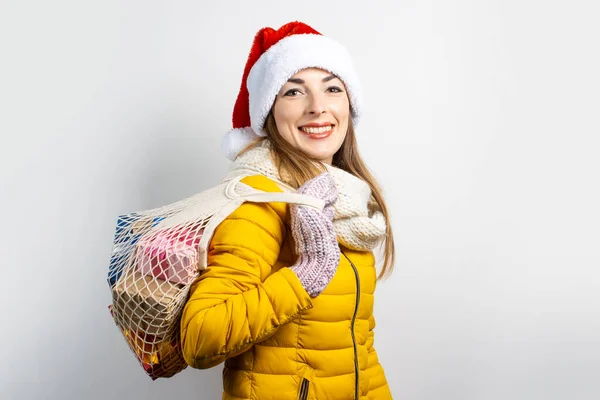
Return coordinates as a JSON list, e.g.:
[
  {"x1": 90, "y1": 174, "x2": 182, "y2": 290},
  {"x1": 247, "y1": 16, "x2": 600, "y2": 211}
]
[{"x1": 298, "y1": 377, "x2": 310, "y2": 400}]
